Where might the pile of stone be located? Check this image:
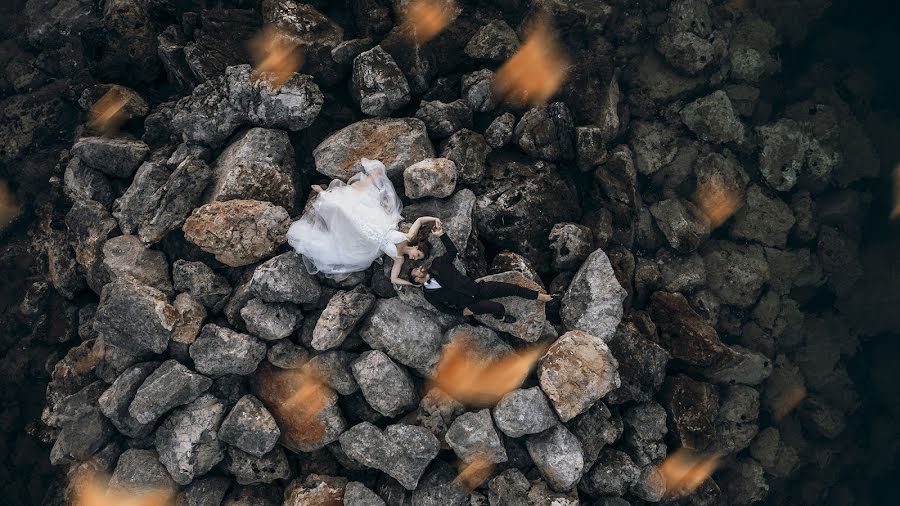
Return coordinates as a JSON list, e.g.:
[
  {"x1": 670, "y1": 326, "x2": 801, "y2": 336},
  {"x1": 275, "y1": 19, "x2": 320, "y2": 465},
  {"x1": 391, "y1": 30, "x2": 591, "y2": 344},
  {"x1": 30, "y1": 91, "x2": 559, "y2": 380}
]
[{"x1": 20, "y1": 0, "x2": 888, "y2": 505}]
